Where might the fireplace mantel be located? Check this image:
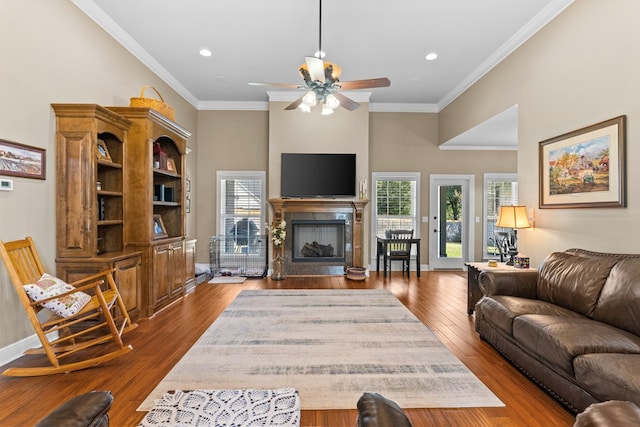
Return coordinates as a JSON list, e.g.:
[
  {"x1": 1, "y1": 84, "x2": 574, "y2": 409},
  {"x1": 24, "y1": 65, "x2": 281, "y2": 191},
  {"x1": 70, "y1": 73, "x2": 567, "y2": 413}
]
[{"x1": 269, "y1": 198, "x2": 369, "y2": 273}]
